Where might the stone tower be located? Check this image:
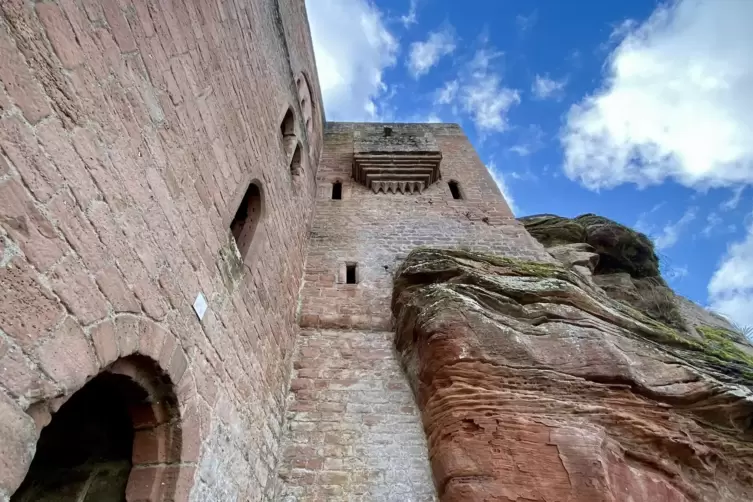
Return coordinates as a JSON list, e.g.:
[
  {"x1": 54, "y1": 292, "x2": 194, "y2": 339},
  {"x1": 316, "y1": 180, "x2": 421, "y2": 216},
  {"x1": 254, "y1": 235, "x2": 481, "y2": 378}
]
[
  {"x1": 2, "y1": 2, "x2": 753, "y2": 502},
  {"x1": 0, "y1": 0, "x2": 323, "y2": 499},
  {"x1": 274, "y1": 122, "x2": 548, "y2": 500}
]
